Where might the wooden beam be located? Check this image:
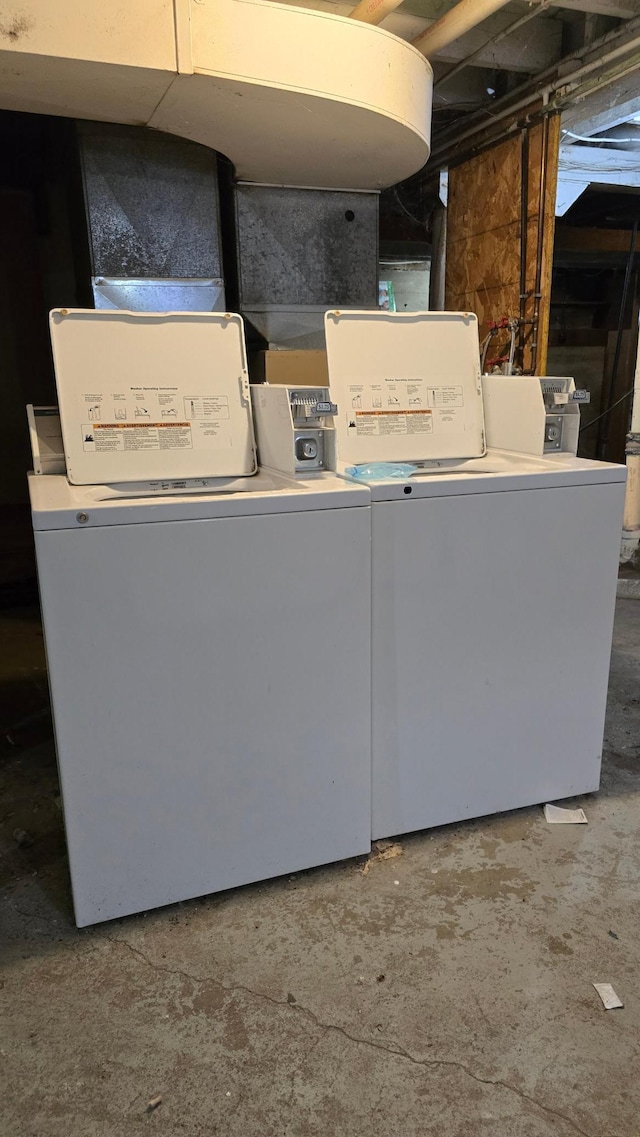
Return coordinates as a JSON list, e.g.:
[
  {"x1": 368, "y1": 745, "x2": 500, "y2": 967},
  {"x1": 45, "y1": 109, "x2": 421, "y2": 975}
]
[
  {"x1": 323, "y1": 0, "x2": 640, "y2": 22},
  {"x1": 537, "y1": 116, "x2": 561, "y2": 376},
  {"x1": 412, "y1": 0, "x2": 513, "y2": 58},
  {"x1": 274, "y1": 0, "x2": 562, "y2": 72},
  {"x1": 349, "y1": 0, "x2": 403, "y2": 24},
  {"x1": 426, "y1": 8, "x2": 562, "y2": 71},
  {"x1": 559, "y1": 144, "x2": 640, "y2": 183},
  {"x1": 556, "y1": 144, "x2": 640, "y2": 215},
  {"x1": 445, "y1": 117, "x2": 560, "y2": 374},
  {"x1": 562, "y1": 80, "x2": 640, "y2": 138},
  {"x1": 556, "y1": 226, "x2": 640, "y2": 252},
  {"x1": 402, "y1": 0, "x2": 640, "y2": 16},
  {"x1": 547, "y1": 0, "x2": 640, "y2": 17},
  {"x1": 404, "y1": 0, "x2": 640, "y2": 16}
]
